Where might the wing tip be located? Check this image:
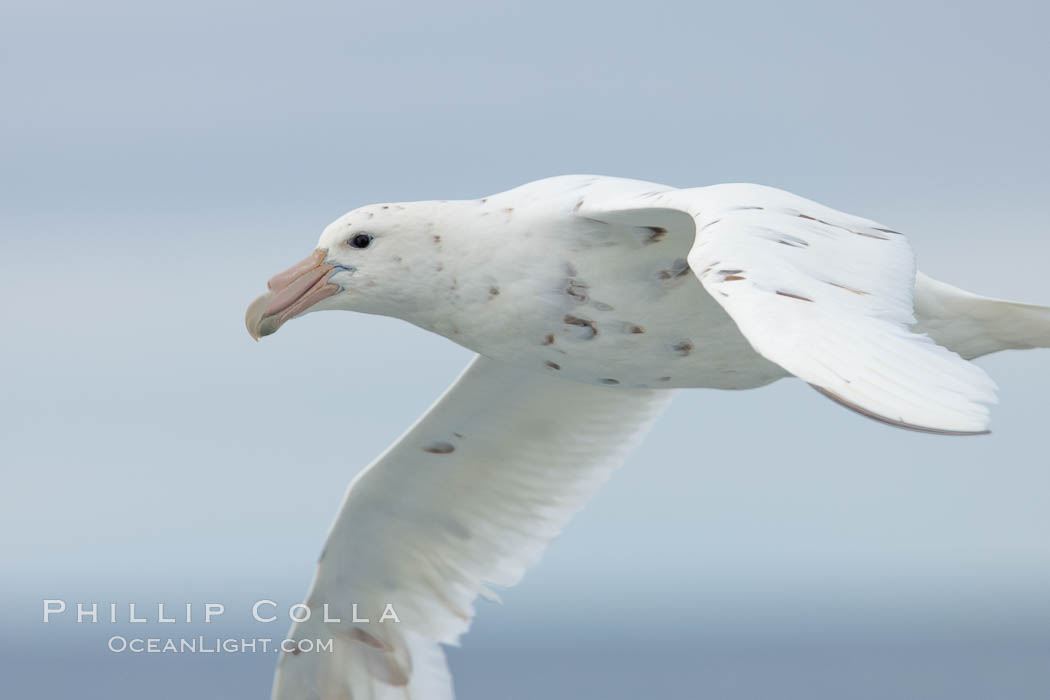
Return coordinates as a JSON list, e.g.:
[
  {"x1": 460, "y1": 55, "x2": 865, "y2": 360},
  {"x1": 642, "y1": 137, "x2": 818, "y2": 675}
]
[{"x1": 810, "y1": 384, "x2": 991, "y2": 436}]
